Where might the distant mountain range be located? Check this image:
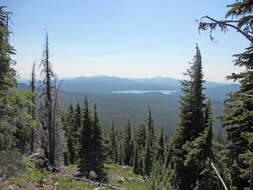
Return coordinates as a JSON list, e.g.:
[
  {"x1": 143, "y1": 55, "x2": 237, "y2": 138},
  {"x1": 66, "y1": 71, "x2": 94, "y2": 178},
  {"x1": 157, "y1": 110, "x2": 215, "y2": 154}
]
[
  {"x1": 17, "y1": 75, "x2": 239, "y2": 130},
  {"x1": 18, "y1": 75, "x2": 240, "y2": 99}
]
